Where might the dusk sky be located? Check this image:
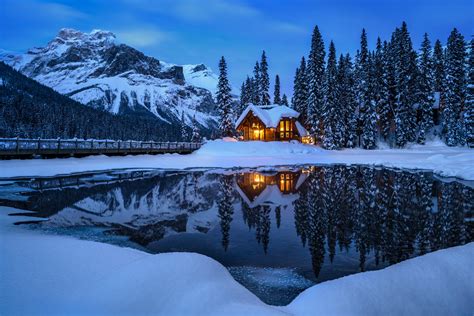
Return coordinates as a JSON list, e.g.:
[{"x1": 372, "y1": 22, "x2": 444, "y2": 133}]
[{"x1": 1, "y1": 0, "x2": 473, "y2": 96}]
